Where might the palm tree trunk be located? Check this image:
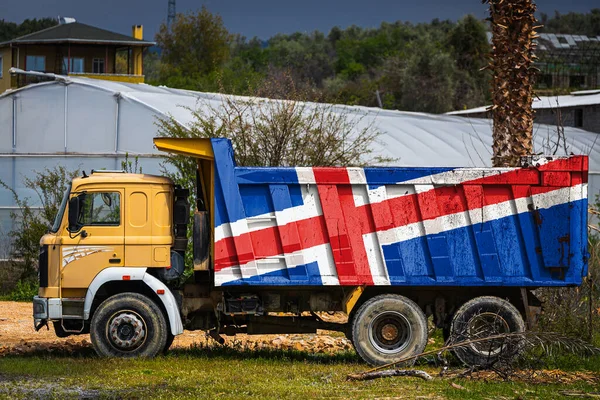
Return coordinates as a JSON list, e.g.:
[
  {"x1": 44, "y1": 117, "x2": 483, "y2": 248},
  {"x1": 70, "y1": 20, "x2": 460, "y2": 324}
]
[{"x1": 486, "y1": 0, "x2": 538, "y2": 167}]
